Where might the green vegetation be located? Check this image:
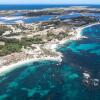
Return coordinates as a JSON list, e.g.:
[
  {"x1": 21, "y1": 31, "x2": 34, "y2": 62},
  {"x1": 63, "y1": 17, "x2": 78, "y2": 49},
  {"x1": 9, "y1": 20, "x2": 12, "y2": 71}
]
[
  {"x1": 21, "y1": 36, "x2": 44, "y2": 46},
  {"x1": 47, "y1": 32, "x2": 68, "y2": 41},
  {"x1": 0, "y1": 25, "x2": 10, "y2": 36},
  {"x1": 0, "y1": 43, "x2": 21, "y2": 56},
  {"x1": 71, "y1": 16, "x2": 97, "y2": 26},
  {"x1": 72, "y1": 16, "x2": 97, "y2": 22},
  {"x1": 24, "y1": 11, "x2": 61, "y2": 17},
  {"x1": 0, "y1": 36, "x2": 44, "y2": 56}
]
